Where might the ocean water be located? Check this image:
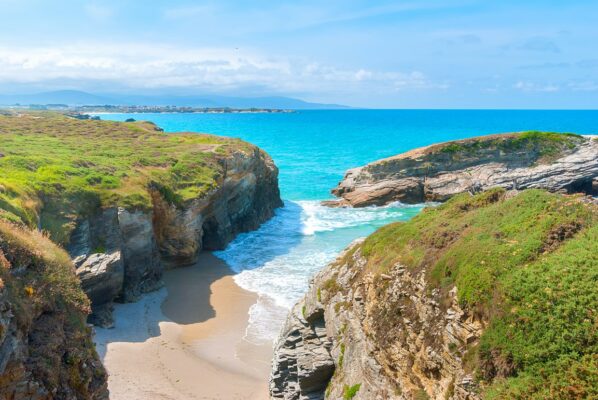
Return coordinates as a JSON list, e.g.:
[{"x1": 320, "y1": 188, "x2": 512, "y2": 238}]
[{"x1": 99, "y1": 110, "x2": 598, "y2": 342}]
